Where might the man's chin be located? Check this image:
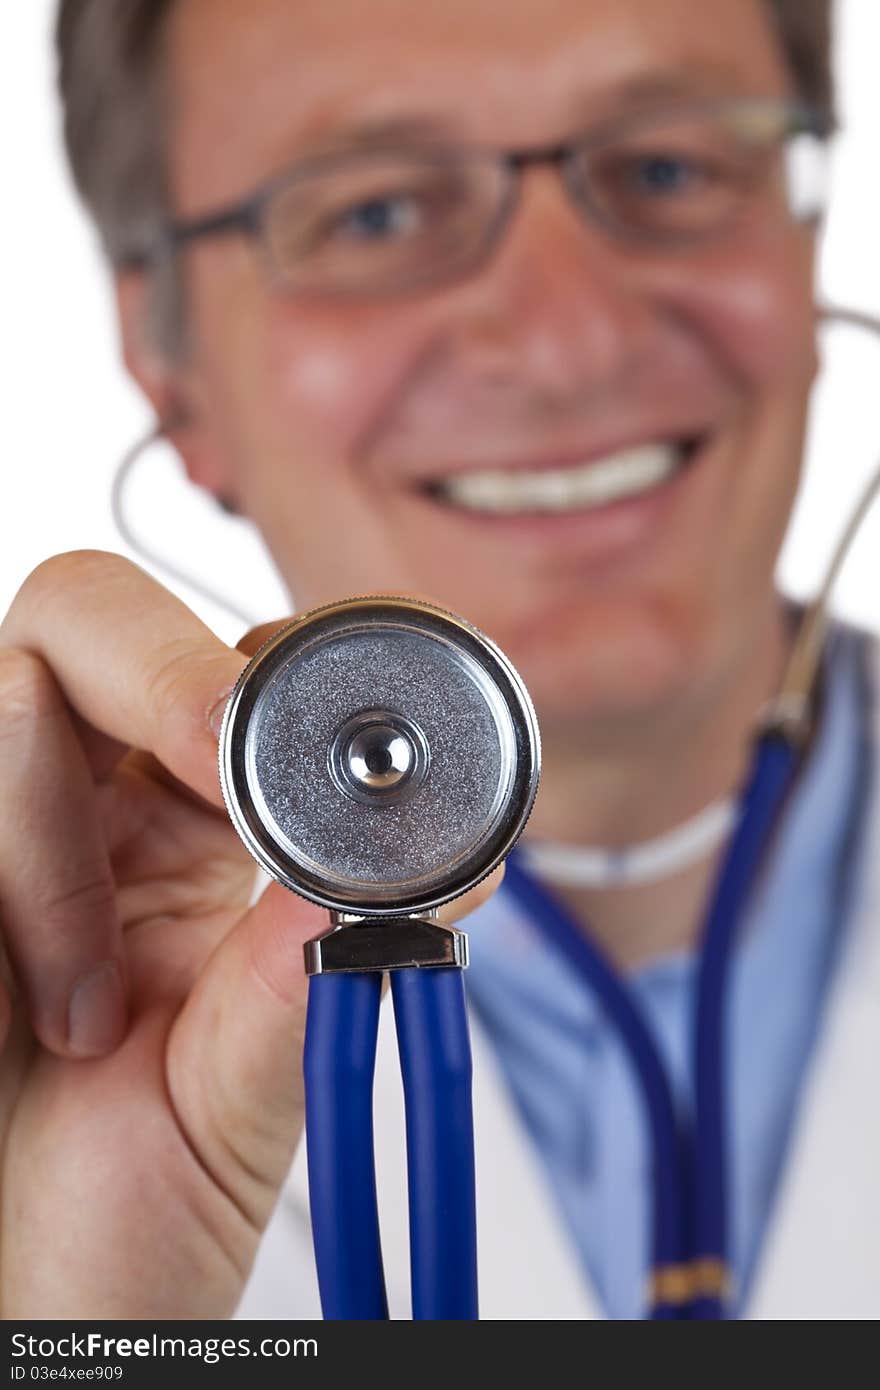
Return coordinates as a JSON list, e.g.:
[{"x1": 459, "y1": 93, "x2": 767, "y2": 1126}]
[
  {"x1": 500, "y1": 607, "x2": 712, "y2": 738},
  {"x1": 524, "y1": 665, "x2": 695, "y2": 736}
]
